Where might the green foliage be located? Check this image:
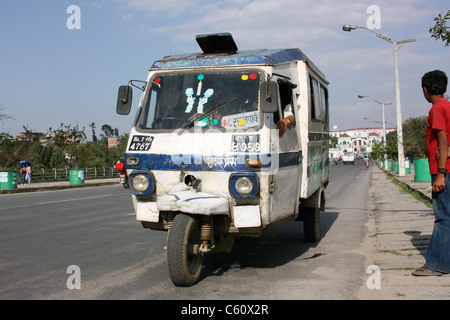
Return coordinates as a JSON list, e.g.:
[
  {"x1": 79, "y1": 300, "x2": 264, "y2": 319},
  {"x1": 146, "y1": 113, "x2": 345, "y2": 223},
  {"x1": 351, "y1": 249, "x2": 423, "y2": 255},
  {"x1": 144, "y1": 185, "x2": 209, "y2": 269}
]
[
  {"x1": 402, "y1": 116, "x2": 427, "y2": 158},
  {"x1": 0, "y1": 124, "x2": 128, "y2": 170},
  {"x1": 429, "y1": 10, "x2": 450, "y2": 47},
  {"x1": 386, "y1": 130, "x2": 398, "y2": 159},
  {"x1": 329, "y1": 136, "x2": 338, "y2": 148},
  {"x1": 370, "y1": 141, "x2": 386, "y2": 161},
  {"x1": 385, "y1": 116, "x2": 428, "y2": 160}
]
